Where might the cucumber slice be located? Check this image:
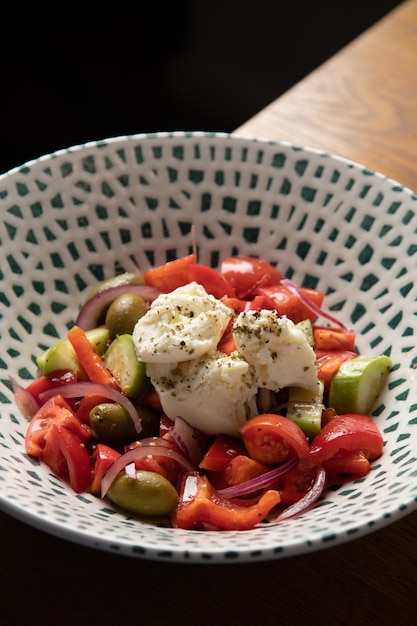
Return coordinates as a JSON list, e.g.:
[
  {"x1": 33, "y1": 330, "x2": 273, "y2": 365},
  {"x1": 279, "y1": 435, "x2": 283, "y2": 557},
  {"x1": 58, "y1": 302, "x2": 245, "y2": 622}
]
[
  {"x1": 286, "y1": 380, "x2": 324, "y2": 437},
  {"x1": 295, "y1": 319, "x2": 314, "y2": 347},
  {"x1": 104, "y1": 334, "x2": 150, "y2": 397},
  {"x1": 328, "y1": 355, "x2": 391, "y2": 415},
  {"x1": 37, "y1": 327, "x2": 110, "y2": 375}
]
